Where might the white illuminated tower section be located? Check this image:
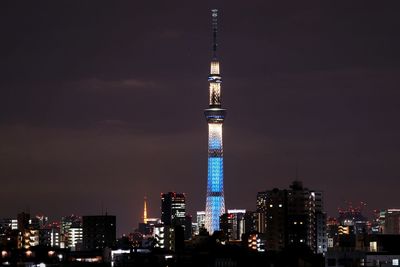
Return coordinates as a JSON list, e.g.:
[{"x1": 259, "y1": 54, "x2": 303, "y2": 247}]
[{"x1": 204, "y1": 9, "x2": 226, "y2": 234}]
